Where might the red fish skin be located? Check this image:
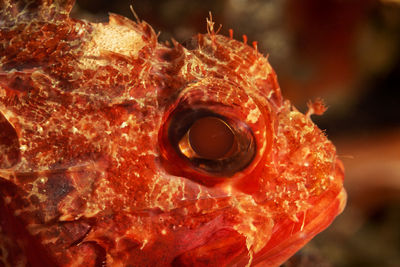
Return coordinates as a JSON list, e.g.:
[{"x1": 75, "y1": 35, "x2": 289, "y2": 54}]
[{"x1": 0, "y1": 0, "x2": 346, "y2": 266}]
